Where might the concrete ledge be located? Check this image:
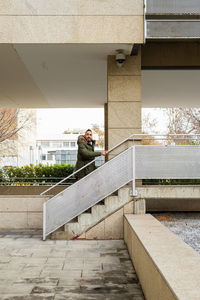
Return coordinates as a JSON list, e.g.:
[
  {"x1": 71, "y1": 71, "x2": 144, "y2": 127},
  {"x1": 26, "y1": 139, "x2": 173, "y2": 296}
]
[
  {"x1": 0, "y1": 16, "x2": 143, "y2": 43},
  {"x1": 136, "y1": 186, "x2": 200, "y2": 212},
  {"x1": 124, "y1": 214, "x2": 200, "y2": 300},
  {"x1": 0, "y1": 185, "x2": 66, "y2": 195},
  {"x1": 0, "y1": 0, "x2": 144, "y2": 16},
  {"x1": 0, "y1": 196, "x2": 49, "y2": 229}
]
